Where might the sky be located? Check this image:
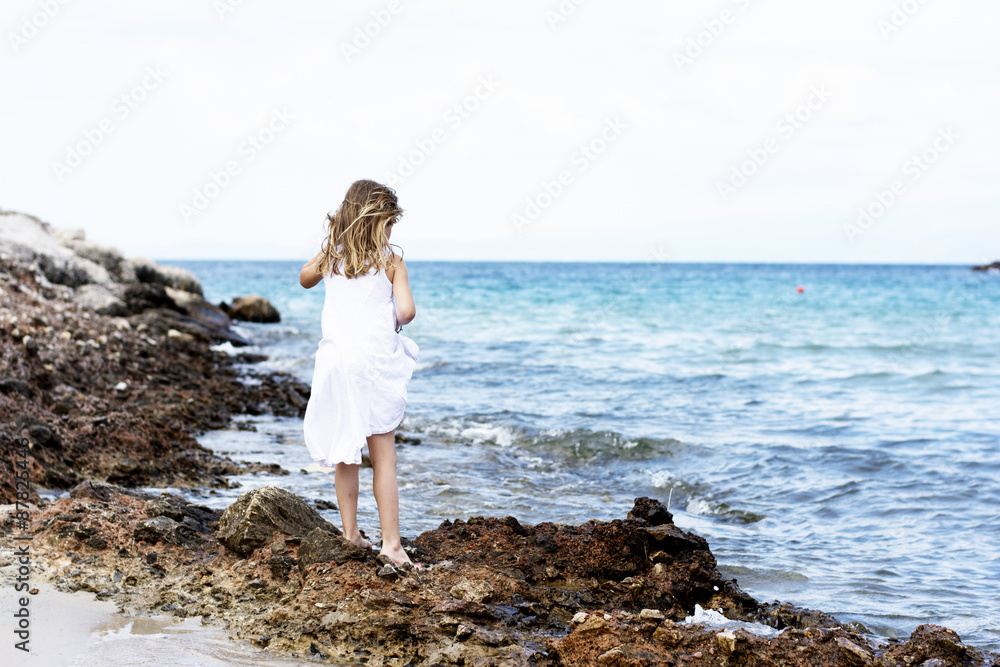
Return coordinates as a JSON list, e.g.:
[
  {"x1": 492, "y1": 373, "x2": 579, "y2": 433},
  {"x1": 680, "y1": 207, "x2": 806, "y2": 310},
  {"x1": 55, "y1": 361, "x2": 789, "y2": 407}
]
[{"x1": 2, "y1": 0, "x2": 998, "y2": 264}]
